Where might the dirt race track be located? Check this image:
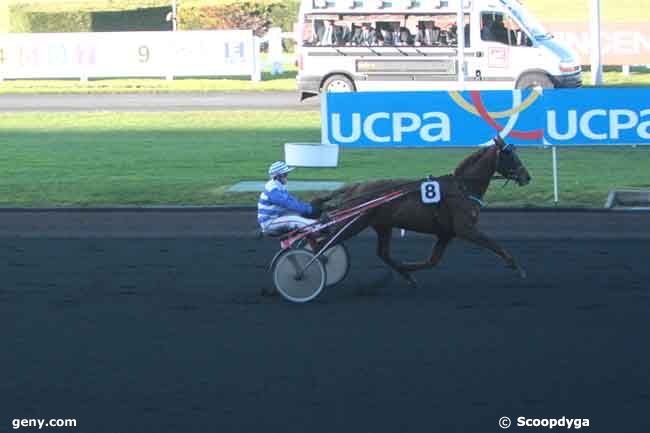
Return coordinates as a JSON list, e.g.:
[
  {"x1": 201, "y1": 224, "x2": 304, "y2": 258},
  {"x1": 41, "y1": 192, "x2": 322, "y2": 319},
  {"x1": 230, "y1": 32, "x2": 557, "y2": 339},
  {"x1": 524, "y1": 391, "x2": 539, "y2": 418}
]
[{"x1": 1, "y1": 209, "x2": 649, "y2": 433}]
